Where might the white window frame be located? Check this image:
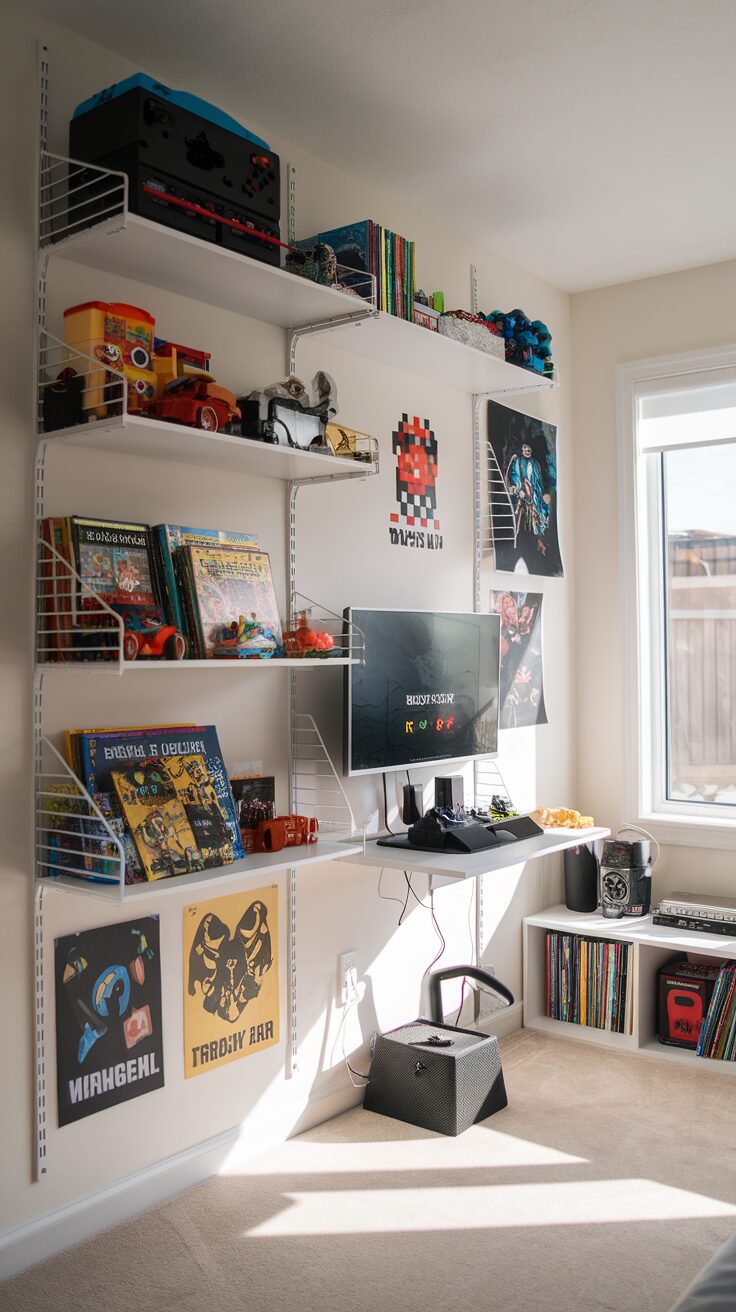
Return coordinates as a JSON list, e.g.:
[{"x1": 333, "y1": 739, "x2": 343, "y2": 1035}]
[{"x1": 617, "y1": 342, "x2": 736, "y2": 850}]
